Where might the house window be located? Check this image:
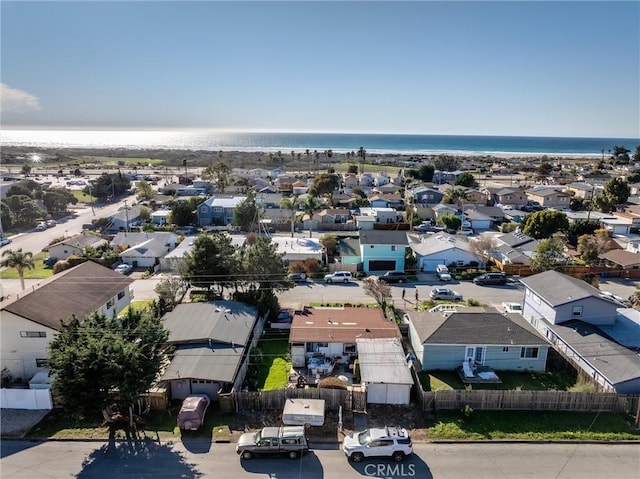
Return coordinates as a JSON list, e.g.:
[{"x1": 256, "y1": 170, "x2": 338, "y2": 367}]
[
  {"x1": 520, "y1": 347, "x2": 539, "y2": 359},
  {"x1": 36, "y1": 359, "x2": 49, "y2": 368},
  {"x1": 572, "y1": 306, "x2": 583, "y2": 317},
  {"x1": 117, "y1": 291, "x2": 126, "y2": 300},
  {"x1": 20, "y1": 331, "x2": 46, "y2": 338},
  {"x1": 316, "y1": 342, "x2": 328, "y2": 348},
  {"x1": 106, "y1": 299, "x2": 115, "y2": 309},
  {"x1": 343, "y1": 343, "x2": 356, "y2": 355},
  {"x1": 391, "y1": 245, "x2": 397, "y2": 251},
  {"x1": 214, "y1": 207, "x2": 224, "y2": 213},
  {"x1": 502, "y1": 347, "x2": 509, "y2": 352}
]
